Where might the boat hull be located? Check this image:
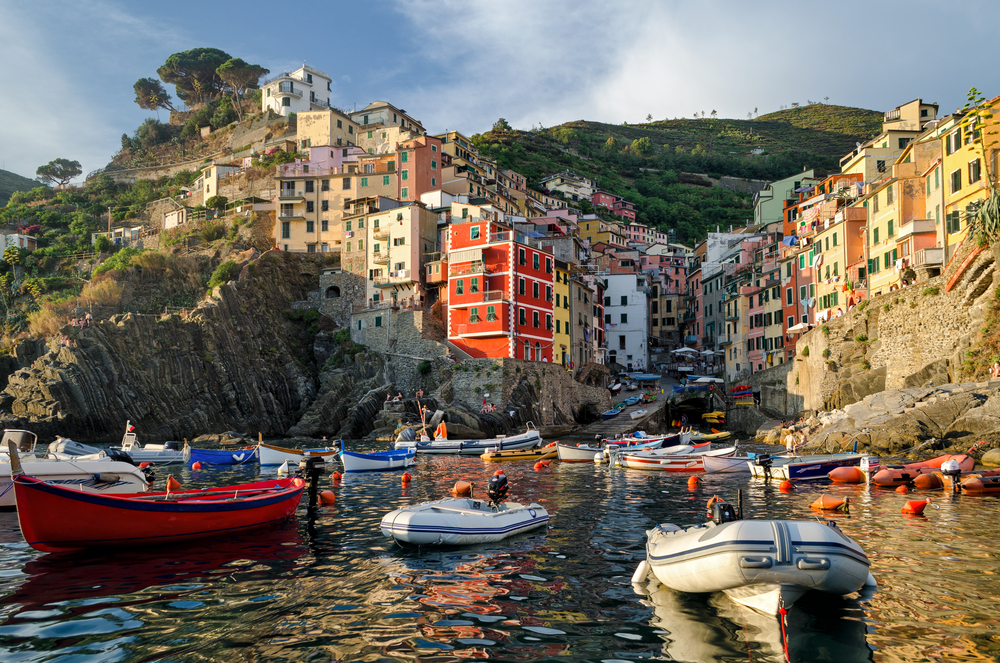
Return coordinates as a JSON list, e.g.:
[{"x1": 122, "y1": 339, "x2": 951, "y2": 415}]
[
  {"x1": 749, "y1": 454, "x2": 876, "y2": 481},
  {"x1": 702, "y1": 455, "x2": 752, "y2": 474},
  {"x1": 481, "y1": 446, "x2": 556, "y2": 462},
  {"x1": 556, "y1": 443, "x2": 603, "y2": 462},
  {"x1": 620, "y1": 447, "x2": 736, "y2": 473},
  {"x1": 397, "y1": 430, "x2": 541, "y2": 455},
  {"x1": 381, "y1": 497, "x2": 550, "y2": 545},
  {"x1": 114, "y1": 448, "x2": 186, "y2": 464},
  {"x1": 258, "y1": 442, "x2": 340, "y2": 466},
  {"x1": 13, "y1": 476, "x2": 304, "y2": 552},
  {"x1": 340, "y1": 447, "x2": 416, "y2": 472},
  {"x1": 188, "y1": 447, "x2": 259, "y2": 466},
  {"x1": 0, "y1": 459, "x2": 149, "y2": 508},
  {"x1": 644, "y1": 519, "x2": 870, "y2": 614}
]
